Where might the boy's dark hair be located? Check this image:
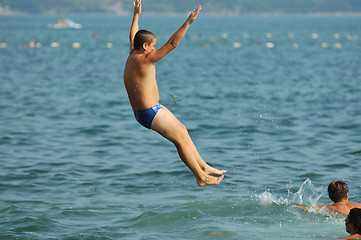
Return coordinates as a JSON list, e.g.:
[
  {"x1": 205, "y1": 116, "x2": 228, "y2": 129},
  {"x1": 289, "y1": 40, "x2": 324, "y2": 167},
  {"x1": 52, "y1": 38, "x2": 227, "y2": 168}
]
[
  {"x1": 348, "y1": 208, "x2": 361, "y2": 234},
  {"x1": 134, "y1": 30, "x2": 156, "y2": 50},
  {"x1": 328, "y1": 180, "x2": 349, "y2": 203}
]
